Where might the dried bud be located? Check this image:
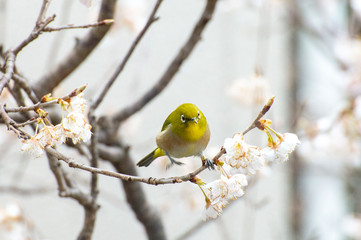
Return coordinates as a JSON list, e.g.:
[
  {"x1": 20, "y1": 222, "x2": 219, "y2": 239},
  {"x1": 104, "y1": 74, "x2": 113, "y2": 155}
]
[
  {"x1": 41, "y1": 93, "x2": 57, "y2": 103},
  {"x1": 191, "y1": 176, "x2": 206, "y2": 186},
  {"x1": 35, "y1": 108, "x2": 48, "y2": 118},
  {"x1": 257, "y1": 119, "x2": 272, "y2": 131}
]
